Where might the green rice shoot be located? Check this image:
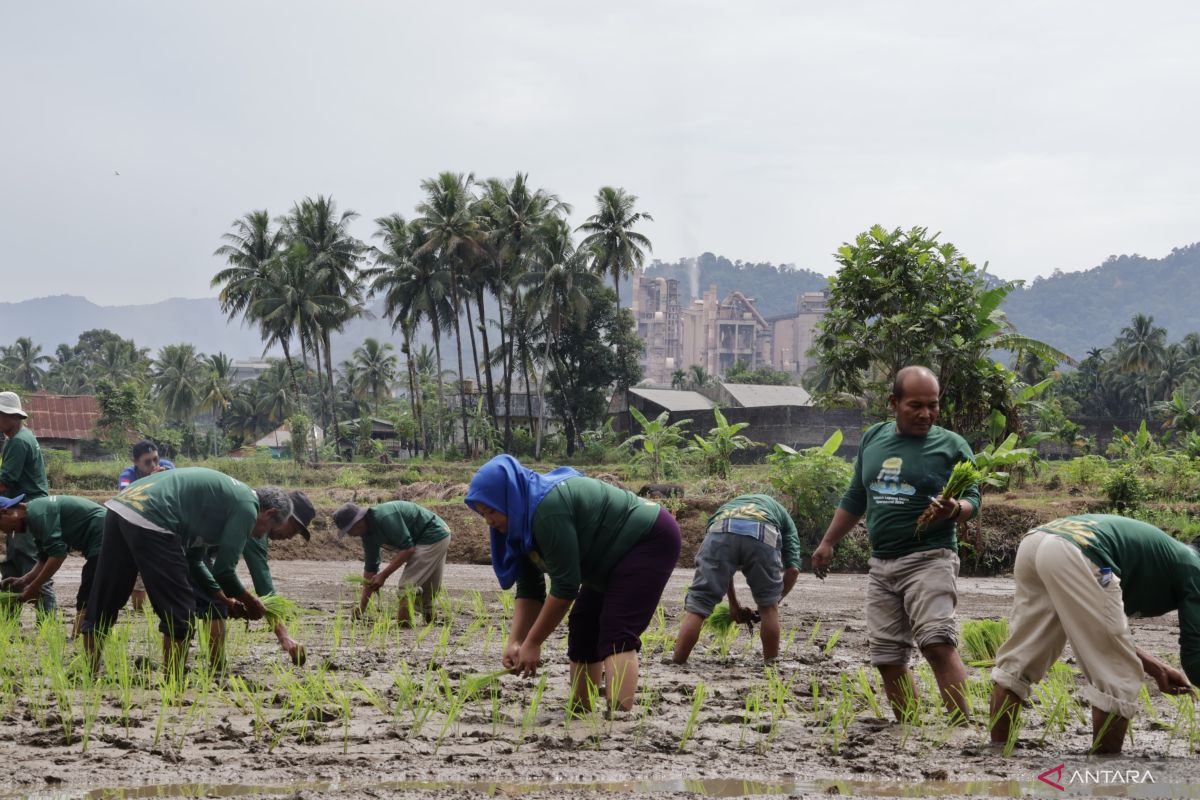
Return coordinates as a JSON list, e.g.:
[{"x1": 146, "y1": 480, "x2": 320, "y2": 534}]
[
  {"x1": 961, "y1": 618, "x2": 1008, "y2": 666},
  {"x1": 917, "y1": 460, "x2": 982, "y2": 533},
  {"x1": 0, "y1": 591, "x2": 21, "y2": 607},
  {"x1": 344, "y1": 575, "x2": 367, "y2": 586},
  {"x1": 461, "y1": 668, "x2": 513, "y2": 699}
]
